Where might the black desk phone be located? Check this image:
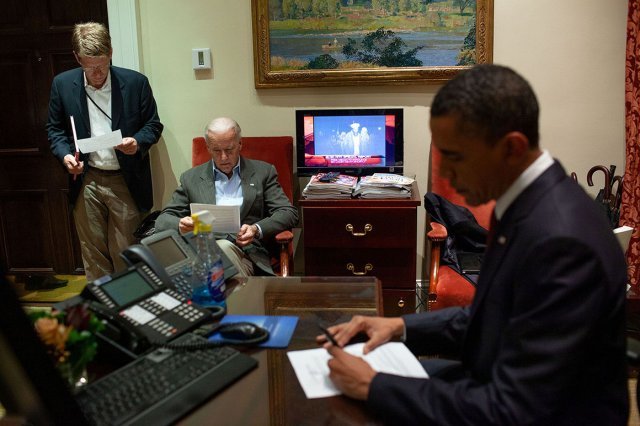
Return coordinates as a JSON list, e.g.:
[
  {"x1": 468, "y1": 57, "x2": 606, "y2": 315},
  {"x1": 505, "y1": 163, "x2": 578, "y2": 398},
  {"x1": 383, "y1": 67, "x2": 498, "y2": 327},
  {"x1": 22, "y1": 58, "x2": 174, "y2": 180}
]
[
  {"x1": 85, "y1": 264, "x2": 214, "y2": 354},
  {"x1": 81, "y1": 230, "x2": 236, "y2": 355},
  {"x1": 134, "y1": 229, "x2": 237, "y2": 299},
  {"x1": 136, "y1": 229, "x2": 199, "y2": 299}
]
